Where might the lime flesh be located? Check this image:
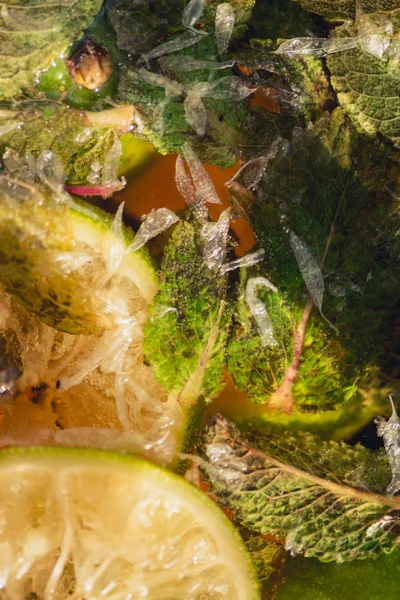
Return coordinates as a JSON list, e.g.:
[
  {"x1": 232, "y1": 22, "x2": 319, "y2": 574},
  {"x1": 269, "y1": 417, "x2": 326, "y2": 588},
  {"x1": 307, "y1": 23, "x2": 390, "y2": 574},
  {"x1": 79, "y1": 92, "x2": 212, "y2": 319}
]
[{"x1": 0, "y1": 447, "x2": 259, "y2": 600}]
